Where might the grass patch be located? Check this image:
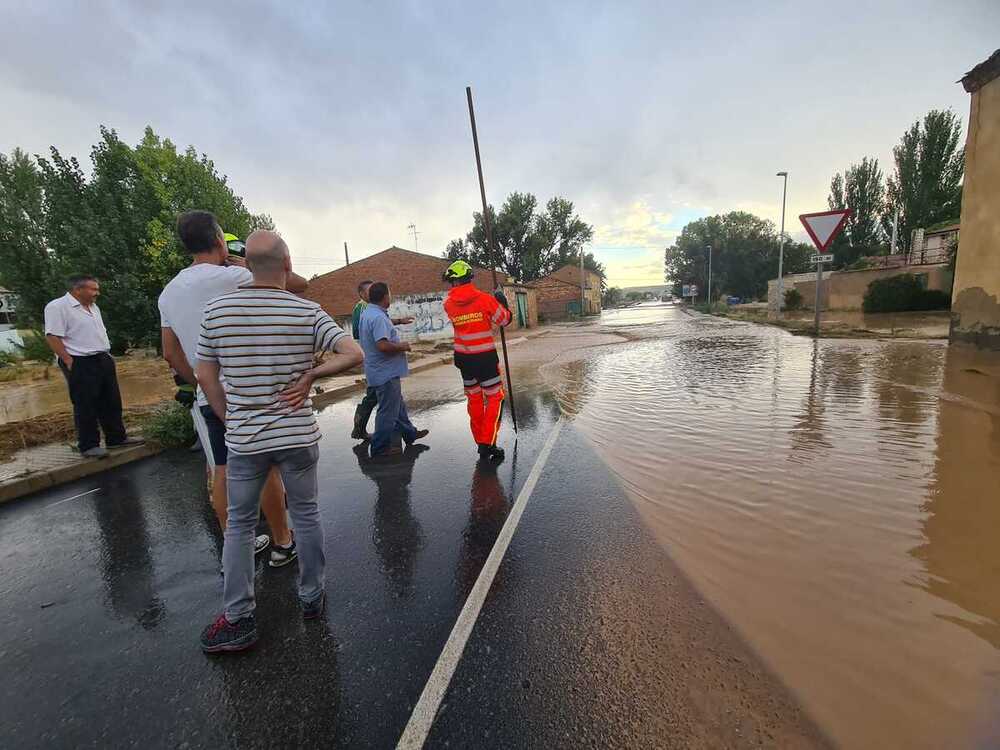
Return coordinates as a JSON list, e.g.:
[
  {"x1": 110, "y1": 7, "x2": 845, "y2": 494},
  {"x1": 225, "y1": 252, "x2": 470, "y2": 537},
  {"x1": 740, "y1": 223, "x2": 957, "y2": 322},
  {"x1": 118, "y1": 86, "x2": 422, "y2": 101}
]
[{"x1": 139, "y1": 401, "x2": 195, "y2": 449}]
